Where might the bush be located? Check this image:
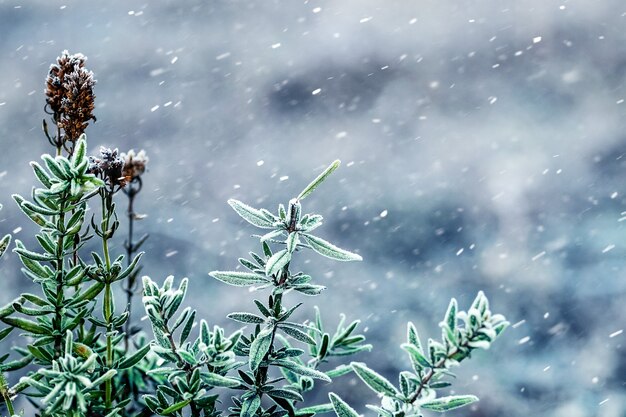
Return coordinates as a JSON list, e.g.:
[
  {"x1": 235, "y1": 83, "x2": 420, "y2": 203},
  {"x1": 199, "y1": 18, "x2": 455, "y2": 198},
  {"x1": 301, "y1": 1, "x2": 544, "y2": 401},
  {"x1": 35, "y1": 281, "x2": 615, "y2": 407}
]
[{"x1": 0, "y1": 51, "x2": 508, "y2": 417}]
